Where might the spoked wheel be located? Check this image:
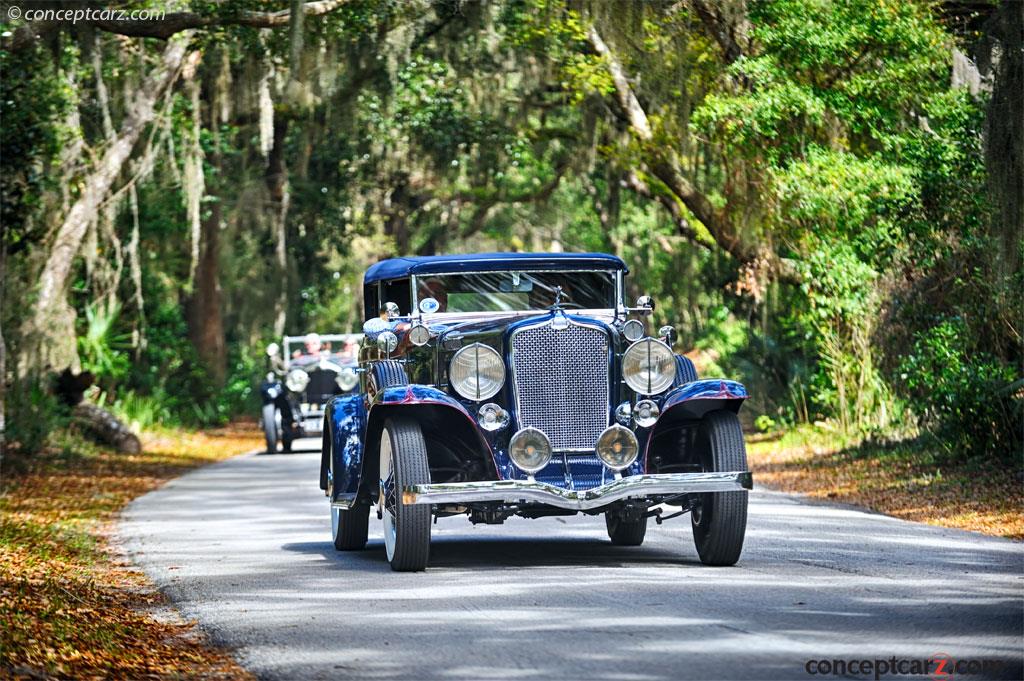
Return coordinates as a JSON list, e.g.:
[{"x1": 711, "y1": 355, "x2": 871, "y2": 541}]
[
  {"x1": 605, "y1": 512, "x2": 647, "y2": 546},
  {"x1": 378, "y1": 417, "x2": 431, "y2": 572},
  {"x1": 691, "y1": 410, "x2": 749, "y2": 566},
  {"x1": 327, "y1": 426, "x2": 369, "y2": 551},
  {"x1": 262, "y1": 404, "x2": 278, "y2": 454}
]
